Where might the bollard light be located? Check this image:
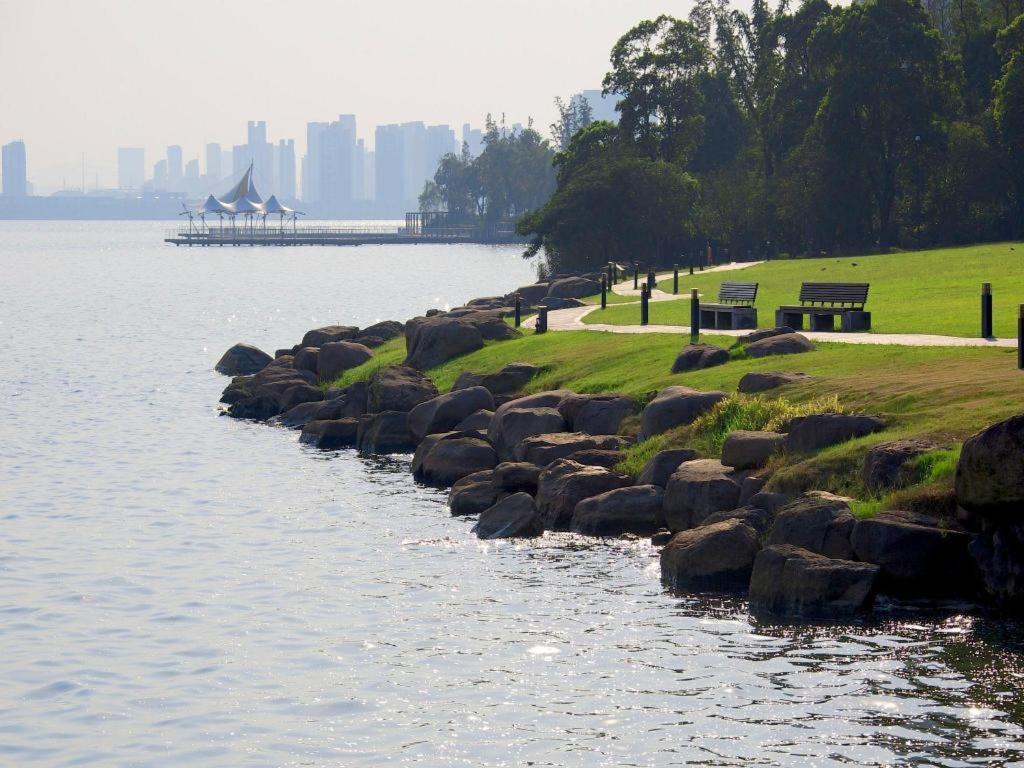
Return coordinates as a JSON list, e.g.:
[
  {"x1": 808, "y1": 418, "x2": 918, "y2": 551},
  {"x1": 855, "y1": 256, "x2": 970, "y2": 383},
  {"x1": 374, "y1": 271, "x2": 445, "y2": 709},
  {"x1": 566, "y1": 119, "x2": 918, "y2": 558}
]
[
  {"x1": 982, "y1": 283, "x2": 993, "y2": 338},
  {"x1": 673, "y1": 266, "x2": 679, "y2": 295},
  {"x1": 1019, "y1": 304, "x2": 1023, "y2": 370},
  {"x1": 536, "y1": 306, "x2": 548, "y2": 334},
  {"x1": 514, "y1": 293, "x2": 521, "y2": 328},
  {"x1": 600, "y1": 275, "x2": 607, "y2": 310},
  {"x1": 690, "y1": 288, "x2": 700, "y2": 344},
  {"x1": 641, "y1": 285, "x2": 649, "y2": 326}
]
